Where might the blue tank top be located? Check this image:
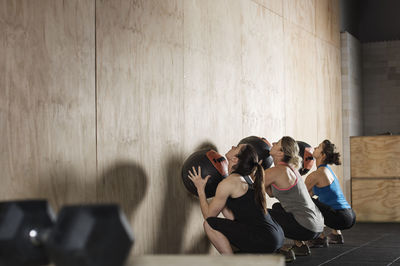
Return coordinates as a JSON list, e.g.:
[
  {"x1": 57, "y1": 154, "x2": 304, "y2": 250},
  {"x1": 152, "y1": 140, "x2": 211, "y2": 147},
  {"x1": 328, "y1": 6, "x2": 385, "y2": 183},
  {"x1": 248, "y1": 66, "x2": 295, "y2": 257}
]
[{"x1": 312, "y1": 165, "x2": 351, "y2": 210}]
